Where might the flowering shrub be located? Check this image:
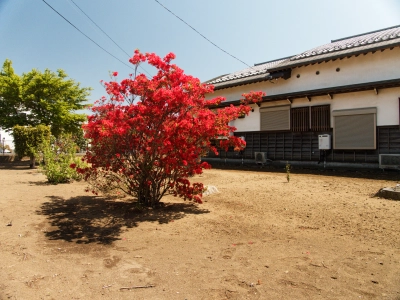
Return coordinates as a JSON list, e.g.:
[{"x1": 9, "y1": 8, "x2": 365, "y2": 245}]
[{"x1": 75, "y1": 50, "x2": 264, "y2": 206}]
